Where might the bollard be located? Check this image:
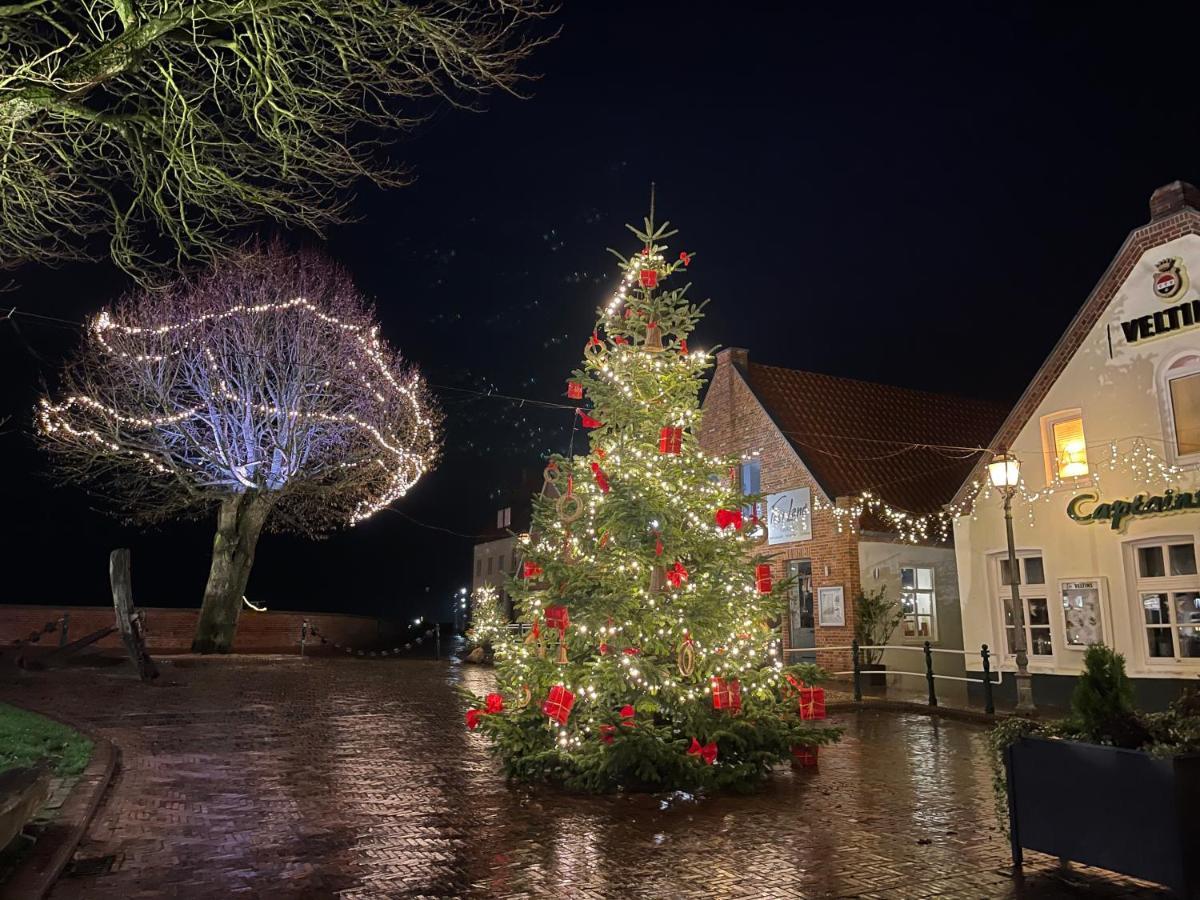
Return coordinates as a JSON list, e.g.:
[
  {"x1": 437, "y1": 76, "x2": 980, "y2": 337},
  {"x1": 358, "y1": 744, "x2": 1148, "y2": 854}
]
[
  {"x1": 924, "y1": 640, "x2": 938, "y2": 707},
  {"x1": 435, "y1": 623, "x2": 441, "y2": 661},
  {"x1": 300, "y1": 619, "x2": 308, "y2": 659},
  {"x1": 59, "y1": 613, "x2": 69, "y2": 648},
  {"x1": 851, "y1": 639, "x2": 862, "y2": 702},
  {"x1": 981, "y1": 644, "x2": 995, "y2": 715}
]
